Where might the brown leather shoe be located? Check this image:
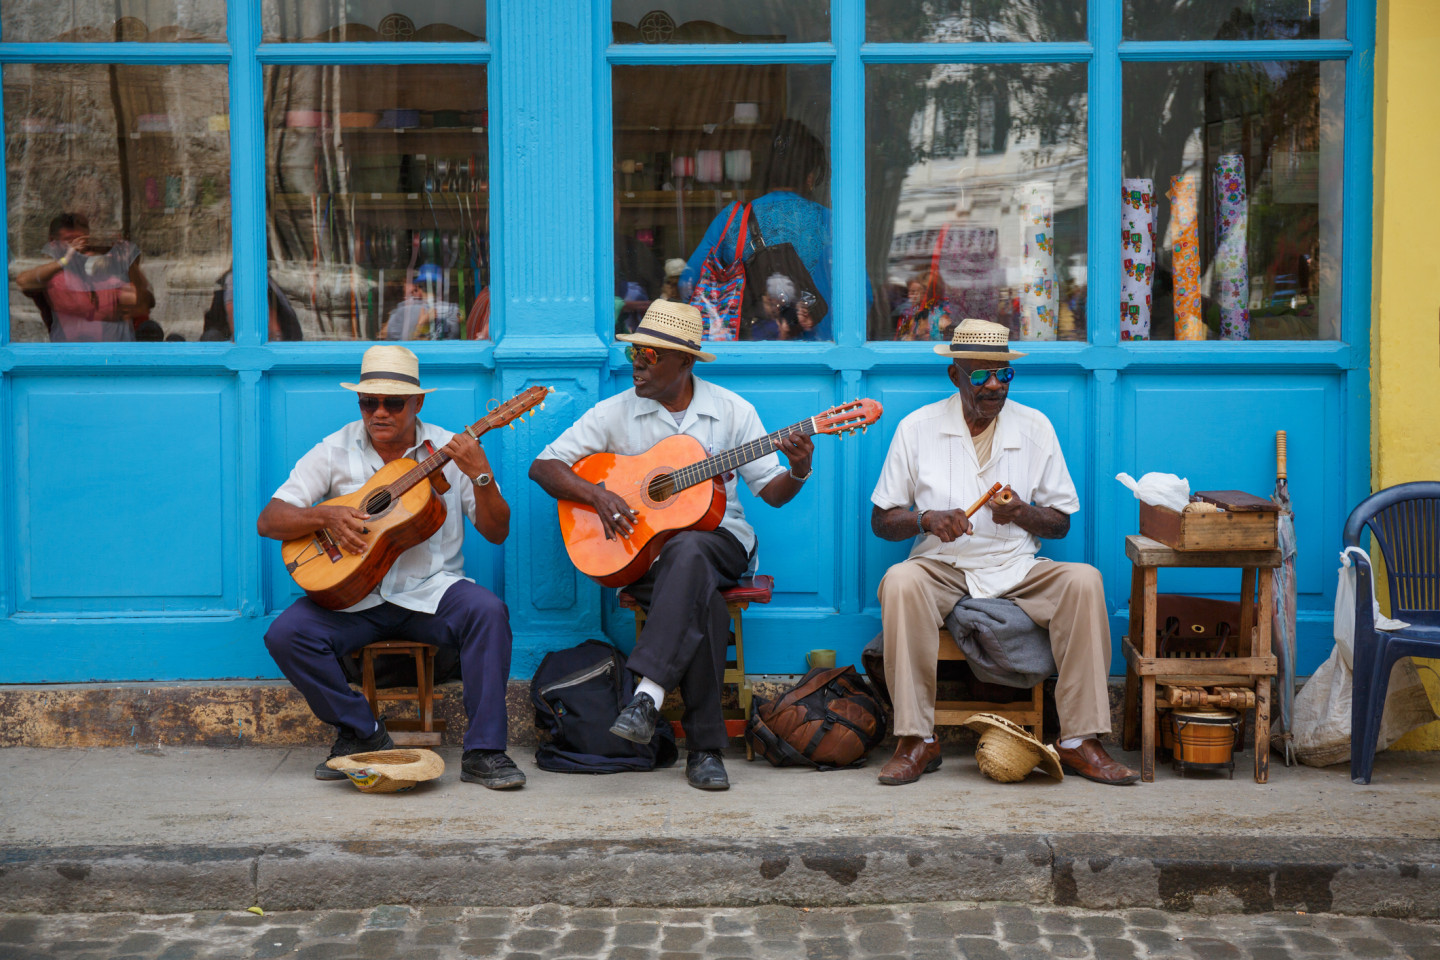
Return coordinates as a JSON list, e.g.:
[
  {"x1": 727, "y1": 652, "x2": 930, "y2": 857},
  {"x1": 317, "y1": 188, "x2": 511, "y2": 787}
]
[
  {"x1": 877, "y1": 736, "x2": 942, "y2": 785},
  {"x1": 1056, "y1": 739, "x2": 1140, "y2": 785}
]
